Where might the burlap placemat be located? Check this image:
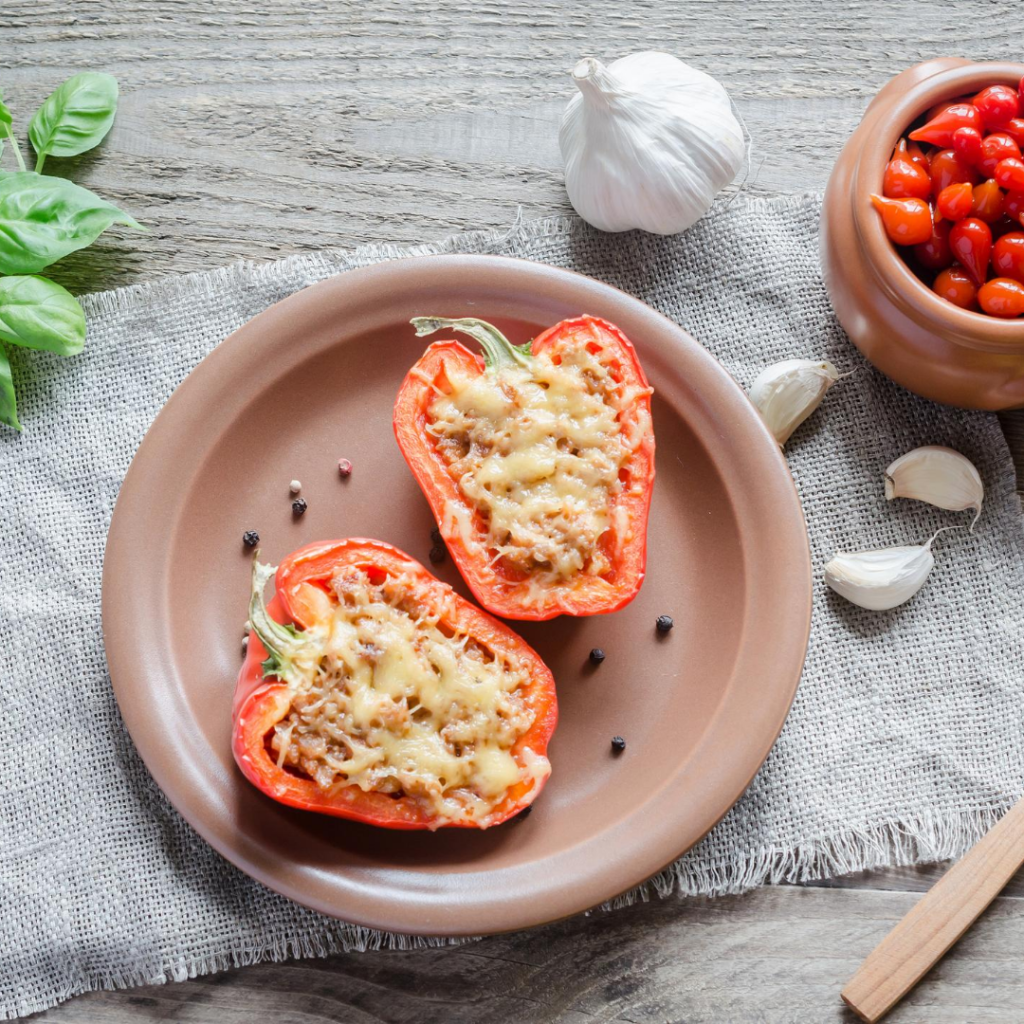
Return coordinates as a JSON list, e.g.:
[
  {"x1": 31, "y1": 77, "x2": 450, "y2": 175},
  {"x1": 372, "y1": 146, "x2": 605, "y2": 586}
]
[{"x1": 2, "y1": 196, "x2": 1023, "y2": 1019}]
